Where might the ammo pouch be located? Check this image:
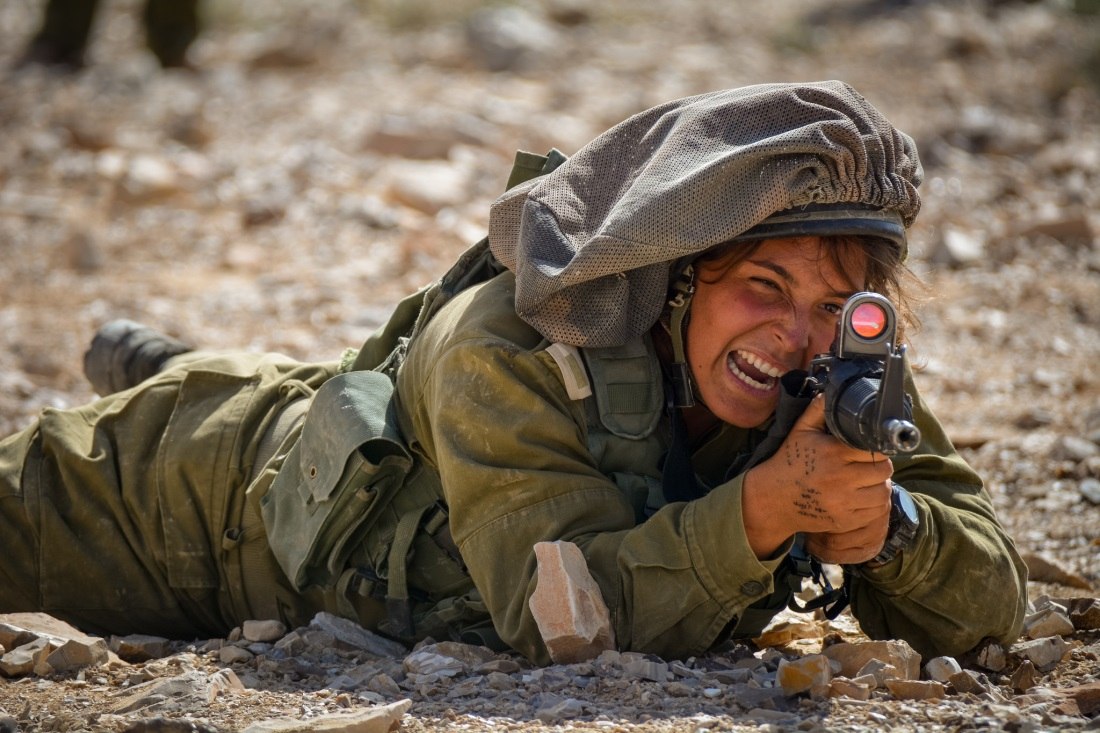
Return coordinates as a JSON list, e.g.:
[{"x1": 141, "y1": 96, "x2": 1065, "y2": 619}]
[
  {"x1": 261, "y1": 148, "x2": 572, "y2": 648},
  {"x1": 261, "y1": 369, "x2": 478, "y2": 642},
  {"x1": 261, "y1": 370, "x2": 412, "y2": 592}
]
